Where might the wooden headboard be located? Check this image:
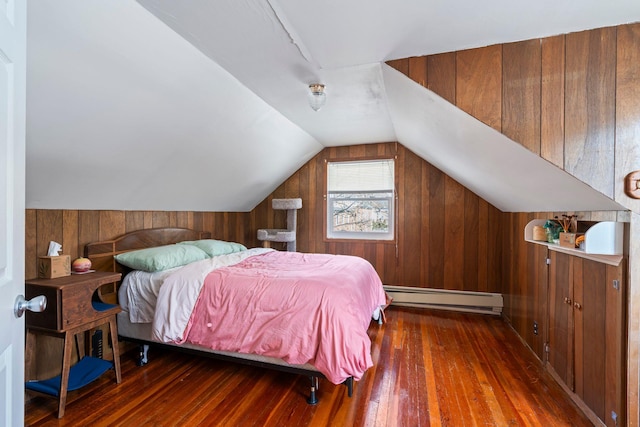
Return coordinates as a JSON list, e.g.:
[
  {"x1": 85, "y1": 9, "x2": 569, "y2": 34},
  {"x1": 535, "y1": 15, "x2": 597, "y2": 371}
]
[{"x1": 85, "y1": 227, "x2": 212, "y2": 275}]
